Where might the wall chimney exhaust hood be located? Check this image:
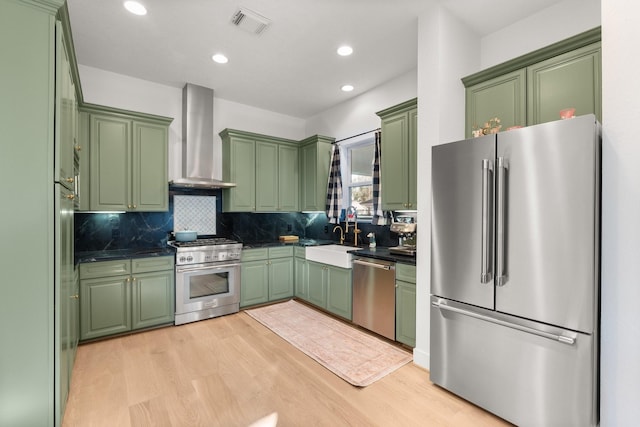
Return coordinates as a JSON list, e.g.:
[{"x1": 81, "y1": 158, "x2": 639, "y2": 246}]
[{"x1": 170, "y1": 83, "x2": 236, "y2": 189}]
